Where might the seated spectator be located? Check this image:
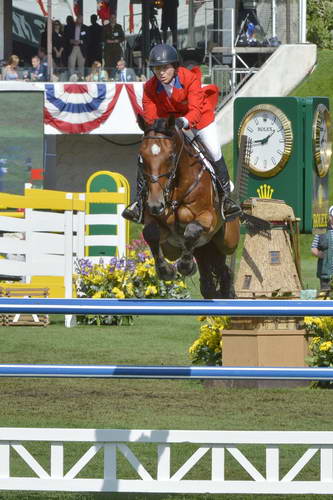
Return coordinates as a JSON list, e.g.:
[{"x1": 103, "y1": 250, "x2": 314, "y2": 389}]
[
  {"x1": 69, "y1": 72, "x2": 84, "y2": 82},
  {"x1": 27, "y1": 55, "x2": 48, "y2": 81},
  {"x1": 114, "y1": 58, "x2": 137, "y2": 82},
  {"x1": 86, "y1": 60, "x2": 108, "y2": 82},
  {"x1": 2, "y1": 55, "x2": 20, "y2": 81},
  {"x1": 52, "y1": 20, "x2": 65, "y2": 67}
]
